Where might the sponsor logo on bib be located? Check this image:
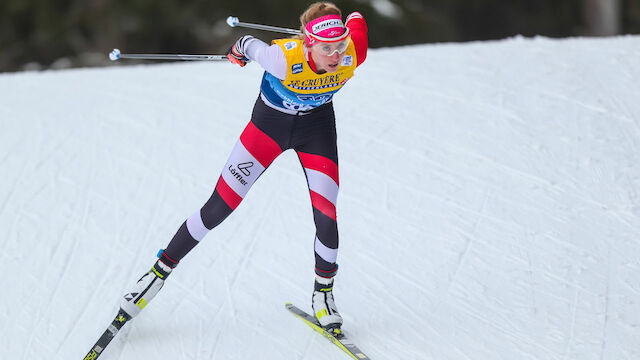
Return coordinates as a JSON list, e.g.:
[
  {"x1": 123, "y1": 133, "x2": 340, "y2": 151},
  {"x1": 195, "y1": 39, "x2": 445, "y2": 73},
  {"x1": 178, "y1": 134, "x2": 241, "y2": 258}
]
[{"x1": 284, "y1": 41, "x2": 298, "y2": 50}]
